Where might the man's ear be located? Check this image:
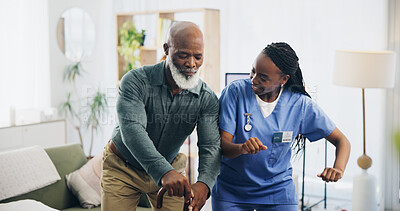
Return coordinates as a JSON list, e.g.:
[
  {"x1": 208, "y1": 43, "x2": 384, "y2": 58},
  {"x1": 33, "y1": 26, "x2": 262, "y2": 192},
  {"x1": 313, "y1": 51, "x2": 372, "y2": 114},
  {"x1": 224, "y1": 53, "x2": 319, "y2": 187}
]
[{"x1": 163, "y1": 43, "x2": 169, "y2": 55}]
